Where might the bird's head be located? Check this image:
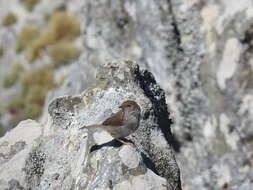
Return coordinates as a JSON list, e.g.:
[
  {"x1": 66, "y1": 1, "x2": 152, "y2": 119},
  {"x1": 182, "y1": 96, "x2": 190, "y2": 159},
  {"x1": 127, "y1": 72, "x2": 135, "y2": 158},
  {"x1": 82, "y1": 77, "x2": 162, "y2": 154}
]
[{"x1": 119, "y1": 100, "x2": 141, "y2": 113}]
